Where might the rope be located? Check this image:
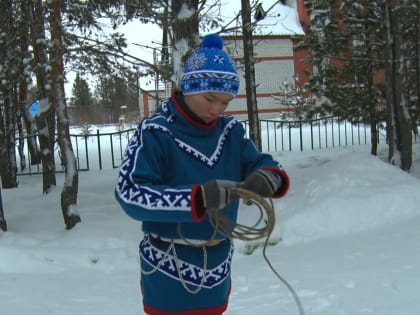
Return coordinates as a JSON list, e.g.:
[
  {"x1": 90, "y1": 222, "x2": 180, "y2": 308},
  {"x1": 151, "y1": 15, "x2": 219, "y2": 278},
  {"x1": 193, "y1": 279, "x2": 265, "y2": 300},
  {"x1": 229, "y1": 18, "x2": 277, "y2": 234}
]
[
  {"x1": 141, "y1": 239, "x2": 208, "y2": 295},
  {"x1": 208, "y1": 187, "x2": 275, "y2": 242},
  {"x1": 146, "y1": 186, "x2": 306, "y2": 314},
  {"x1": 207, "y1": 187, "x2": 306, "y2": 315}
]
